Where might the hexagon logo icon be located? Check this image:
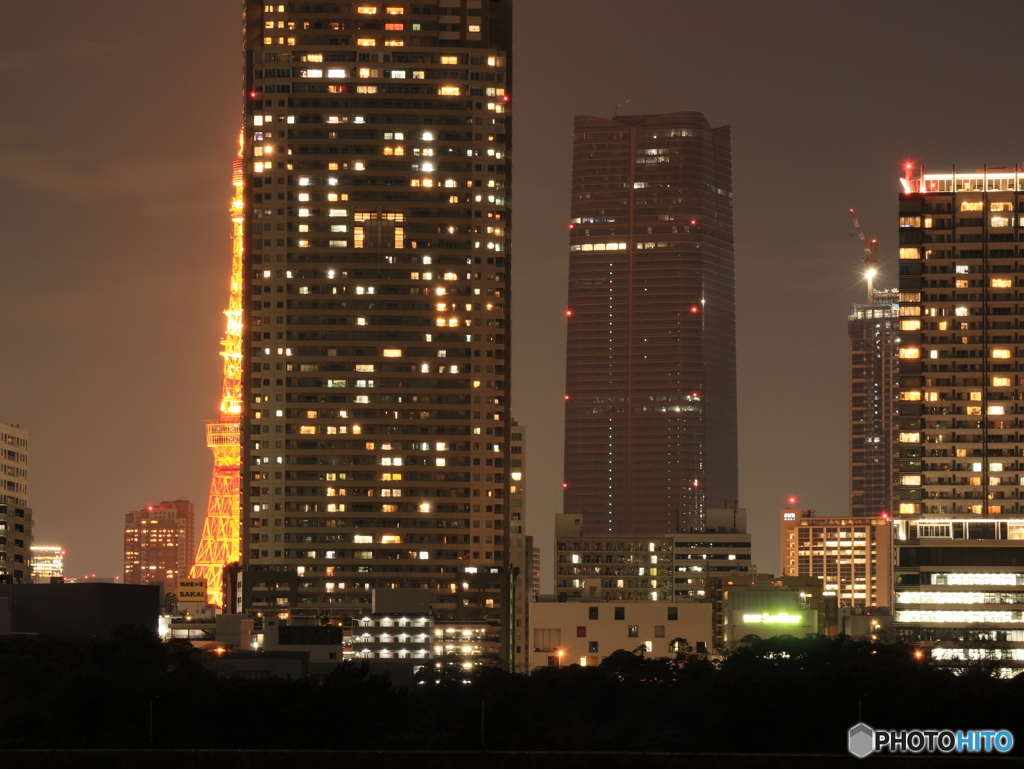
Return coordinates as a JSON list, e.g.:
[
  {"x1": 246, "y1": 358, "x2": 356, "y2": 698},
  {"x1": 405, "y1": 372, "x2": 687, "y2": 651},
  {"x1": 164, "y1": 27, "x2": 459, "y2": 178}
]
[{"x1": 848, "y1": 722, "x2": 875, "y2": 758}]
